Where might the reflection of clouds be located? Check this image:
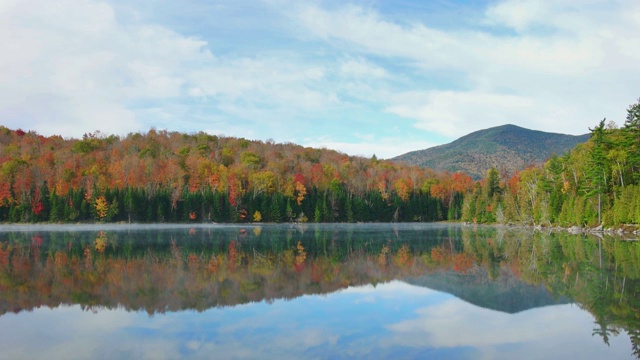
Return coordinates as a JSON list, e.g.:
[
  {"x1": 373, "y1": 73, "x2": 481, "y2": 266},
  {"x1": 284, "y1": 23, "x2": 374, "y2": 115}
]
[
  {"x1": 386, "y1": 301, "x2": 630, "y2": 359},
  {"x1": 0, "y1": 282, "x2": 632, "y2": 360},
  {"x1": 165, "y1": 300, "x2": 343, "y2": 359},
  {"x1": 389, "y1": 300, "x2": 560, "y2": 346},
  {"x1": 341, "y1": 280, "x2": 441, "y2": 297},
  {"x1": 203, "y1": 328, "x2": 340, "y2": 359},
  {"x1": 185, "y1": 340, "x2": 200, "y2": 351},
  {"x1": 345, "y1": 281, "x2": 451, "y2": 308},
  {"x1": 272, "y1": 327, "x2": 339, "y2": 348},
  {"x1": 0, "y1": 306, "x2": 183, "y2": 360},
  {"x1": 215, "y1": 302, "x2": 287, "y2": 333},
  {"x1": 353, "y1": 295, "x2": 376, "y2": 304},
  {"x1": 156, "y1": 325, "x2": 342, "y2": 360}
]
